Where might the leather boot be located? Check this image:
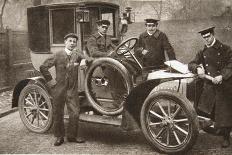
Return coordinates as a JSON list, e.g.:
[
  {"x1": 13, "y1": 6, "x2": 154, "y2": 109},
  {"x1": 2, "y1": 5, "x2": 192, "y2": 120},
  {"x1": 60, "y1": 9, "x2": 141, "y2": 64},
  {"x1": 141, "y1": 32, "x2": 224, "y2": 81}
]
[
  {"x1": 221, "y1": 137, "x2": 230, "y2": 148},
  {"x1": 54, "y1": 137, "x2": 64, "y2": 146},
  {"x1": 67, "y1": 137, "x2": 85, "y2": 143},
  {"x1": 221, "y1": 128, "x2": 231, "y2": 148}
]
